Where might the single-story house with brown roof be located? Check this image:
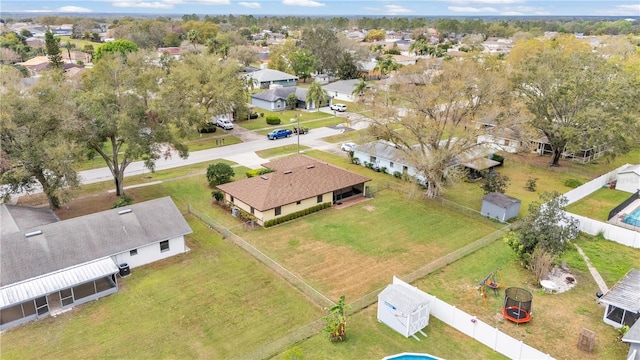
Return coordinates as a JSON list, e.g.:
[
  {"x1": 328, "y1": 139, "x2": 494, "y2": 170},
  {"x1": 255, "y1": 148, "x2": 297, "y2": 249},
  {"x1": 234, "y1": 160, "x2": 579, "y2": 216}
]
[{"x1": 216, "y1": 155, "x2": 371, "y2": 226}]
